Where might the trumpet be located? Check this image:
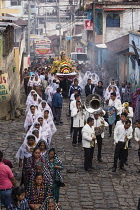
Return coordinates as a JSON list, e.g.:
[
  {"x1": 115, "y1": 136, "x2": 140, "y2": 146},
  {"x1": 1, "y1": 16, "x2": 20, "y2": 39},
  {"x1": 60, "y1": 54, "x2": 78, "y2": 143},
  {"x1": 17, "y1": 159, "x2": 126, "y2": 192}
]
[
  {"x1": 124, "y1": 135, "x2": 128, "y2": 149},
  {"x1": 77, "y1": 104, "x2": 85, "y2": 113}
]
